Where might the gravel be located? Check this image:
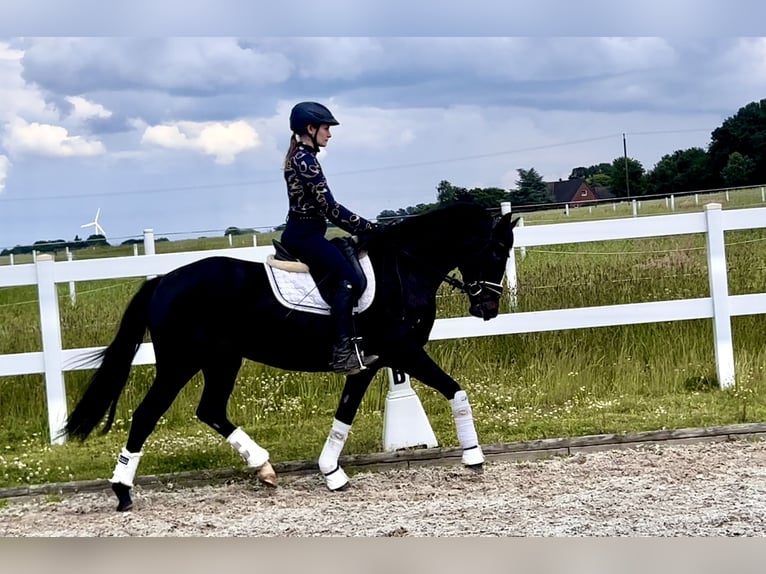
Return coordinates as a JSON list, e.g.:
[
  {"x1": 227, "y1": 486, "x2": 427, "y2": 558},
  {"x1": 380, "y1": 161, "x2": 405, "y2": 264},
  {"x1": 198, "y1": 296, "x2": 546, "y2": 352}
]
[{"x1": 3, "y1": 439, "x2": 766, "y2": 537}]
